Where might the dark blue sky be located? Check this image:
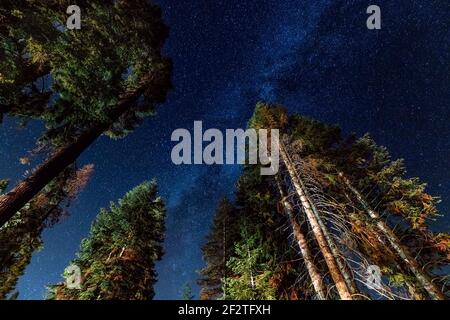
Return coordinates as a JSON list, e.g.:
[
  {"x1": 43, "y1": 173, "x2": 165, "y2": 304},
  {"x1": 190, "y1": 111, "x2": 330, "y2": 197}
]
[{"x1": 0, "y1": 0, "x2": 449, "y2": 299}]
